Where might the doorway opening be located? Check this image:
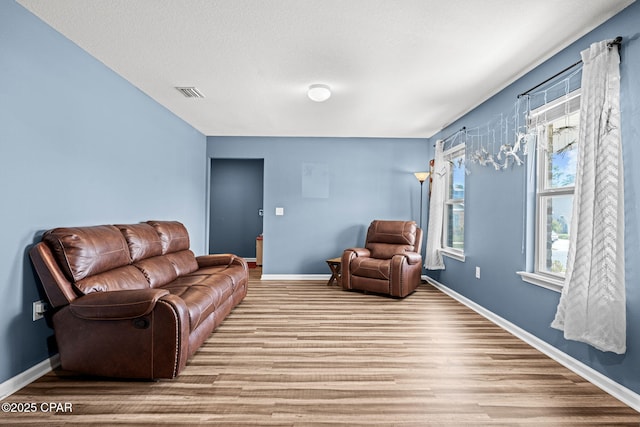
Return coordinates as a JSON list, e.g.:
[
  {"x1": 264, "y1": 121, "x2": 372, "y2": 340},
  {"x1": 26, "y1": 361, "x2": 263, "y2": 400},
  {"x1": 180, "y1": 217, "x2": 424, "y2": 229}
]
[{"x1": 209, "y1": 159, "x2": 264, "y2": 268}]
